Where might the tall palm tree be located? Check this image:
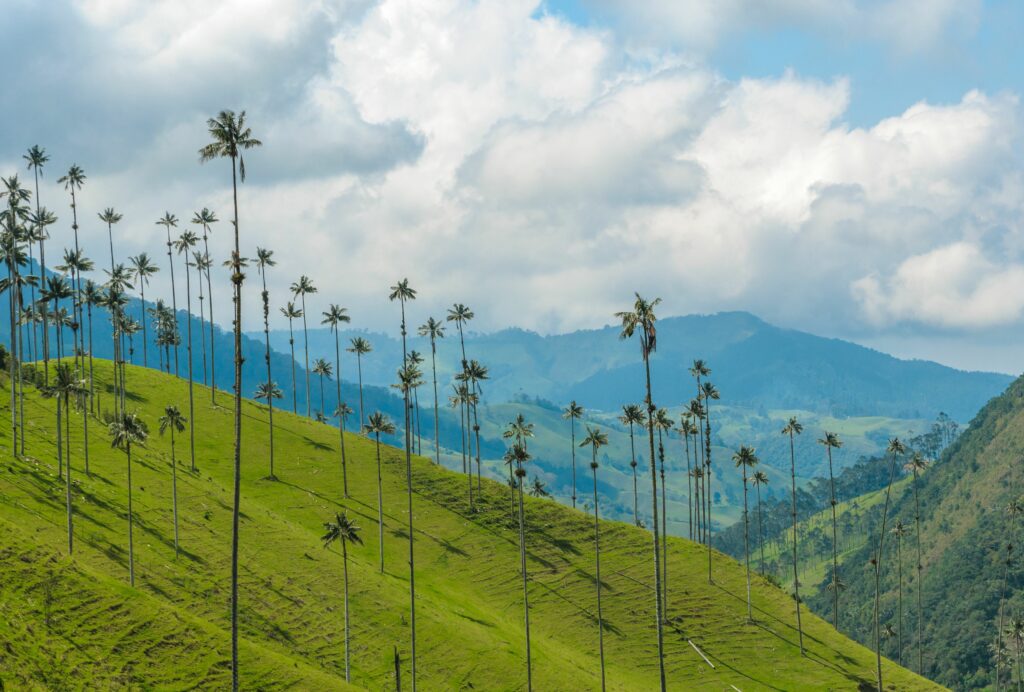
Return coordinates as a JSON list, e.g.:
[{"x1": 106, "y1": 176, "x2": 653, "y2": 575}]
[
  {"x1": 563, "y1": 401, "x2": 585, "y2": 509},
  {"x1": 503, "y1": 414, "x2": 535, "y2": 519},
  {"x1": 127, "y1": 253, "x2": 158, "y2": 368},
  {"x1": 108, "y1": 411, "x2": 148, "y2": 587},
  {"x1": 290, "y1": 275, "x2": 317, "y2": 417},
  {"x1": 701, "y1": 379, "x2": 720, "y2": 582},
  {"x1": 654, "y1": 406, "x2": 673, "y2": 611},
  {"x1": 614, "y1": 293, "x2": 666, "y2": 690},
  {"x1": 688, "y1": 398, "x2": 706, "y2": 544},
  {"x1": 323, "y1": 304, "x2": 352, "y2": 494},
  {"x1": 193, "y1": 250, "x2": 212, "y2": 384},
  {"x1": 56, "y1": 165, "x2": 86, "y2": 366},
  {"x1": 159, "y1": 405, "x2": 187, "y2": 558},
  {"x1": 580, "y1": 426, "x2": 609, "y2": 690},
  {"x1": 312, "y1": 358, "x2": 333, "y2": 418},
  {"x1": 446, "y1": 303, "x2": 474, "y2": 466},
  {"x1": 751, "y1": 469, "x2": 769, "y2": 574},
  {"x1": 254, "y1": 381, "x2": 283, "y2": 479},
  {"x1": 2, "y1": 176, "x2": 31, "y2": 454},
  {"x1": 450, "y1": 383, "x2": 472, "y2": 496},
  {"x1": 22, "y1": 217, "x2": 47, "y2": 364},
  {"x1": 81, "y1": 280, "x2": 102, "y2": 414},
  {"x1": 465, "y1": 359, "x2": 488, "y2": 488},
  {"x1": 191, "y1": 208, "x2": 219, "y2": 400},
  {"x1": 280, "y1": 302, "x2": 302, "y2": 413},
  {"x1": 389, "y1": 277, "x2": 418, "y2": 690},
  {"x1": 891, "y1": 520, "x2": 908, "y2": 666},
  {"x1": 781, "y1": 416, "x2": 805, "y2": 653},
  {"x1": 155, "y1": 212, "x2": 180, "y2": 376},
  {"x1": 322, "y1": 511, "x2": 364, "y2": 683},
  {"x1": 1006, "y1": 618, "x2": 1024, "y2": 692},
  {"x1": 24, "y1": 146, "x2": 50, "y2": 375},
  {"x1": 818, "y1": 430, "x2": 843, "y2": 629},
  {"x1": 873, "y1": 436, "x2": 906, "y2": 691},
  {"x1": 417, "y1": 319, "x2": 444, "y2": 464},
  {"x1": 505, "y1": 440, "x2": 534, "y2": 690},
  {"x1": 408, "y1": 350, "x2": 425, "y2": 454},
  {"x1": 620, "y1": 404, "x2": 644, "y2": 525},
  {"x1": 678, "y1": 416, "x2": 698, "y2": 540},
  {"x1": 689, "y1": 361, "x2": 710, "y2": 539},
  {"x1": 347, "y1": 337, "x2": 372, "y2": 429},
  {"x1": 904, "y1": 451, "x2": 930, "y2": 675},
  {"x1": 175, "y1": 231, "x2": 200, "y2": 471},
  {"x1": 199, "y1": 108, "x2": 262, "y2": 691},
  {"x1": 98, "y1": 207, "x2": 122, "y2": 275},
  {"x1": 364, "y1": 411, "x2": 395, "y2": 573},
  {"x1": 733, "y1": 445, "x2": 759, "y2": 621},
  {"x1": 43, "y1": 363, "x2": 84, "y2": 554}
]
